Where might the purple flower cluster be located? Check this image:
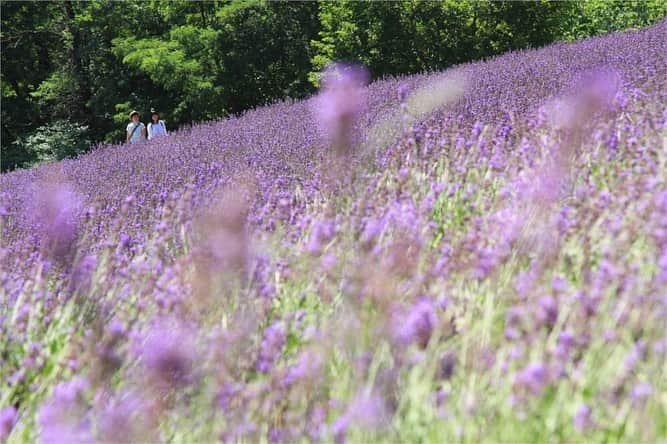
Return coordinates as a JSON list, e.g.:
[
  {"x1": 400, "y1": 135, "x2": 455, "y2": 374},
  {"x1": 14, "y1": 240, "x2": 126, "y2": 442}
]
[
  {"x1": 1, "y1": 20, "x2": 666, "y2": 442},
  {"x1": 256, "y1": 321, "x2": 286, "y2": 374},
  {"x1": 314, "y1": 63, "x2": 370, "y2": 155}
]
